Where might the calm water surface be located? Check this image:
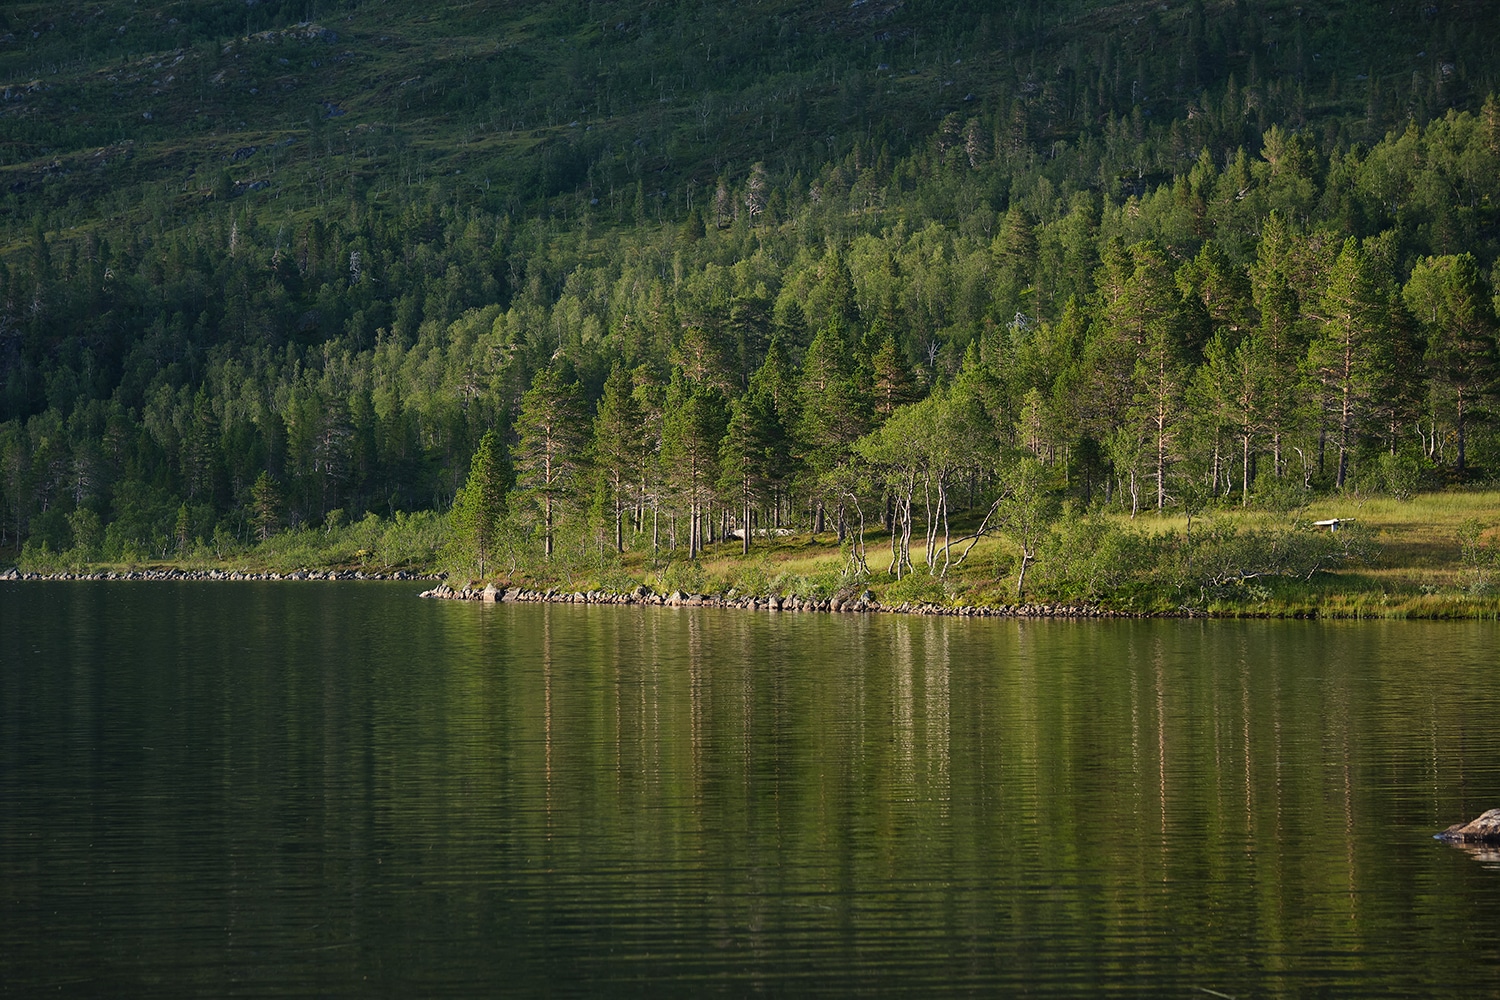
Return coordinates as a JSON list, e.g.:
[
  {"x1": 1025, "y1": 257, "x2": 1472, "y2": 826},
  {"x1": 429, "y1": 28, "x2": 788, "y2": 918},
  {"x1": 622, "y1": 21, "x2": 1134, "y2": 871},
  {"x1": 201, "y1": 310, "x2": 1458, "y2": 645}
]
[{"x1": 1, "y1": 582, "x2": 1497, "y2": 996}]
